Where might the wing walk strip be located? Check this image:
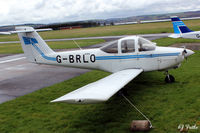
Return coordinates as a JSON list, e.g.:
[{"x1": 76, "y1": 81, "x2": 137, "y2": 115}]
[{"x1": 51, "y1": 69, "x2": 143, "y2": 104}]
